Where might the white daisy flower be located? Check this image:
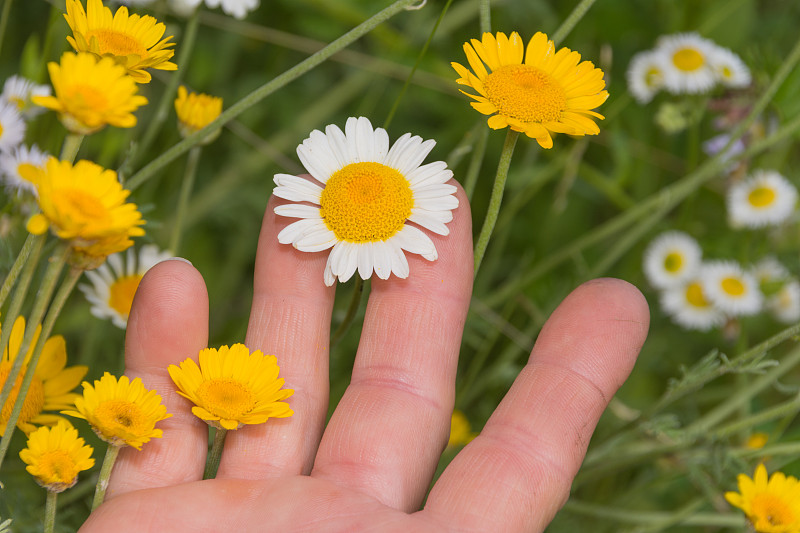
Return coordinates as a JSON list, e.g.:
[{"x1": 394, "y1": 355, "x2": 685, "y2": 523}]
[
  {"x1": 708, "y1": 46, "x2": 751, "y2": 88},
  {"x1": 660, "y1": 276, "x2": 725, "y2": 331},
  {"x1": 727, "y1": 169, "x2": 798, "y2": 228},
  {"x1": 274, "y1": 116, "x2": 458, "y2": 286},
  {"x1": 79, "y1": 245, "x2": 174, "y2": 328},
  {"x1": 0, "y1": 101, "x2": 25, "y2": 151},
  {"x1": 206, "y1": 0, "x2": 258, "y2": 18},
  {"x1": 1, "y1": 75, "x2": 51, "y2": 118},
  {"x1": 0, "y1": 144, "x2": 48, "y2": 197},
  {"x1": 701, "y1": 260, "x2": 763, "y2": 316},
  {"x1": 656, "y1": 33, "x2": 719, "y2": 94},
  {"x1": 643, "y1": 231, "x2": 702, "y2": 289},
  {"x1": 751, "y1": 256, "x2": 790, "y2": 285},
  {"x1": 767, "y1": 280, "x2": 800, "y2": 324},
  {"x1": 626, "y1": 50, "x2": 667, "y2": 104}
]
